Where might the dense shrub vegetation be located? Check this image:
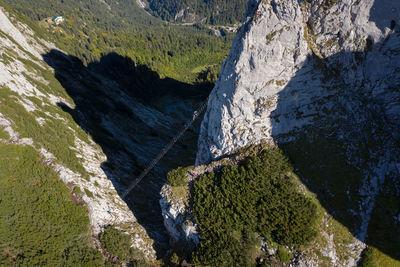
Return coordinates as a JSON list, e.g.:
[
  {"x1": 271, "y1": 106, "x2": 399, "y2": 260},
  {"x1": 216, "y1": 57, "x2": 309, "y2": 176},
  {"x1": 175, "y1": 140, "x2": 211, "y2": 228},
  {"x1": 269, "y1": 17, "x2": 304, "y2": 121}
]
[
  {"x1": 0, "y1": 144, "x2": 103, "y2": 265},
  {"x1": 167, "y1": 166, "x2": 190, "y2": 186},
  {"x1": 147, "y1": 0, "x2": 247, "y2": 25},
  {"x1": 100, "y1": 226, "x2": 140, "y2": 264},
  {"x1": 192, "y1": 148, "x2": 321, "y2": 265}
]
